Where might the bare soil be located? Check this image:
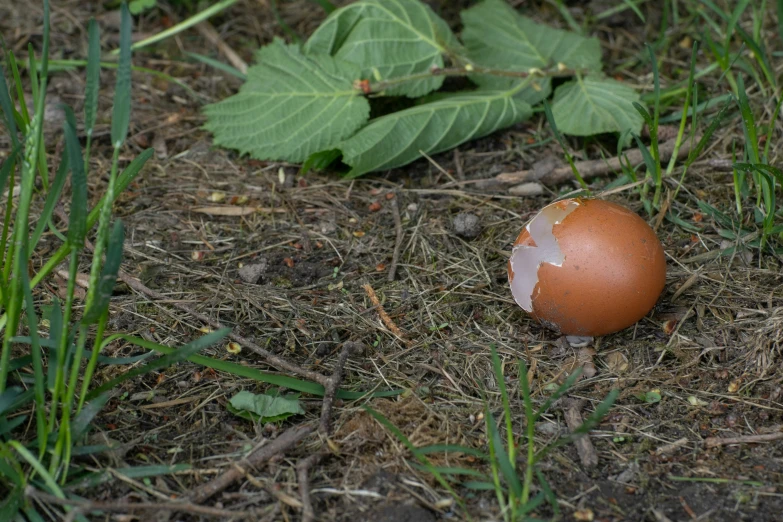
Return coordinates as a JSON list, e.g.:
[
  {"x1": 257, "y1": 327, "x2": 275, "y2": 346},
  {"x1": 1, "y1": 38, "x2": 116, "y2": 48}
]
[{"x1": 2, "y1": 1, "x2": 782, "y2": 521}]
